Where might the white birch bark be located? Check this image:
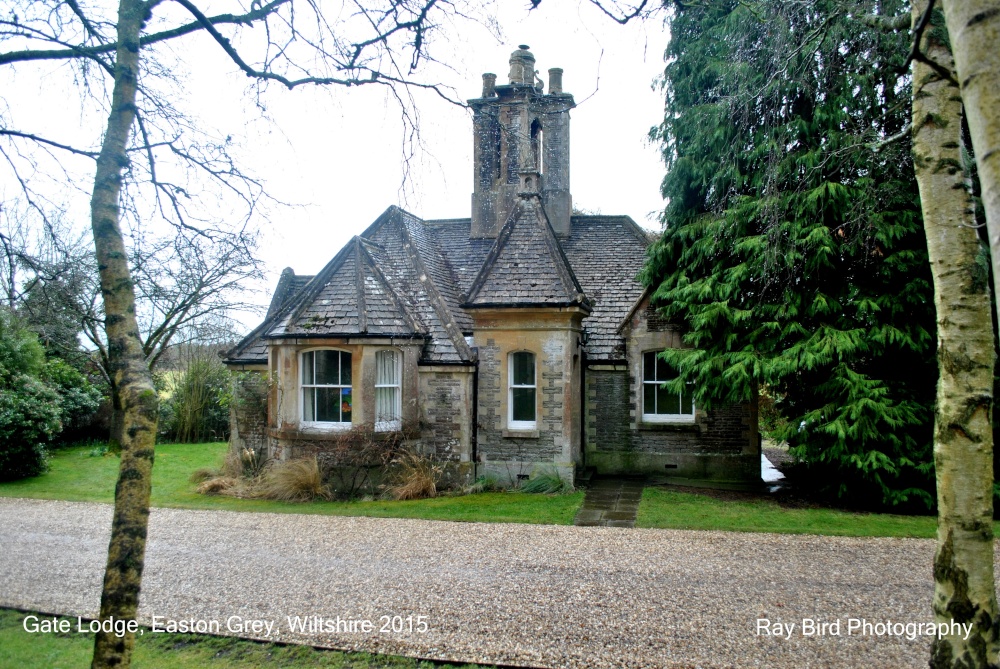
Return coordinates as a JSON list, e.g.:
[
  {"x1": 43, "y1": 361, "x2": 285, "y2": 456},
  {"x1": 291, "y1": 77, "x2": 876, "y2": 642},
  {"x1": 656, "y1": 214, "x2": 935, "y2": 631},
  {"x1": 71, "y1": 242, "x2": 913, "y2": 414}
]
[{"x1": 912, "y1": 3, "x2": 1000, "y2": 667}]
